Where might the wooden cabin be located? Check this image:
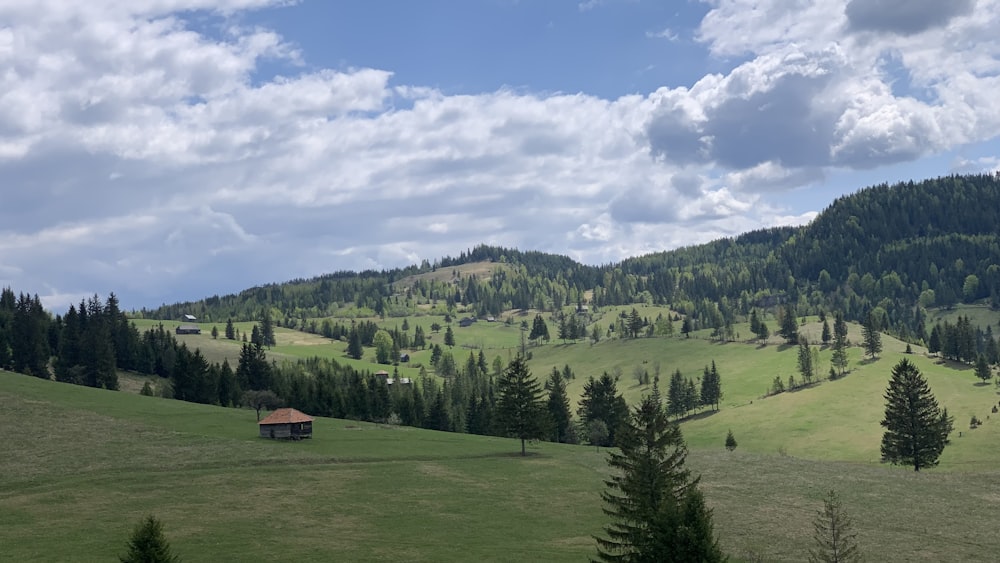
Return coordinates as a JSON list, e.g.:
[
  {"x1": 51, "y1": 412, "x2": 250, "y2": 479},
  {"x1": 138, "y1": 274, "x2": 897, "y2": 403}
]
[{"x1": 258, "y1": 408, "x2": 314, "y2": 440}]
